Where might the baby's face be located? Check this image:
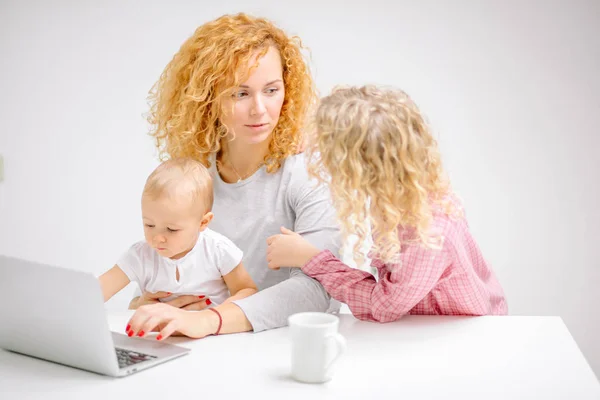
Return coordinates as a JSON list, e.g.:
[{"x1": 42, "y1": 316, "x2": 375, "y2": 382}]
[{"x1": 141, "y1": 195, "x2": 205, "y2": 260}]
